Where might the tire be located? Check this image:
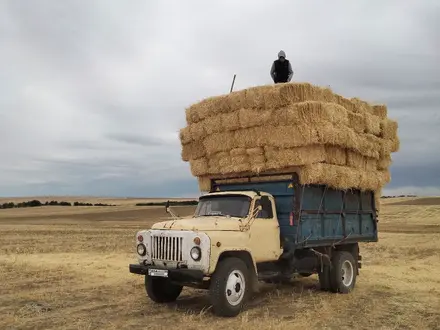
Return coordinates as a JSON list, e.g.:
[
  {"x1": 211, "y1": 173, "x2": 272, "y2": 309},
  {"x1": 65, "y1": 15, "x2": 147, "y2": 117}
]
[
  {"x1": 209, "y1": 257, "x2": 250, "y2": 317},
  {"x1": 329, "y1": 251, "x2": 357, "y2": 293},
  {"x1": 145, "y1": 276, "x2": 183, "y2": 303},
  {"x1": 318, "y1": 265, "x2": 332, "y2": 291}
]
